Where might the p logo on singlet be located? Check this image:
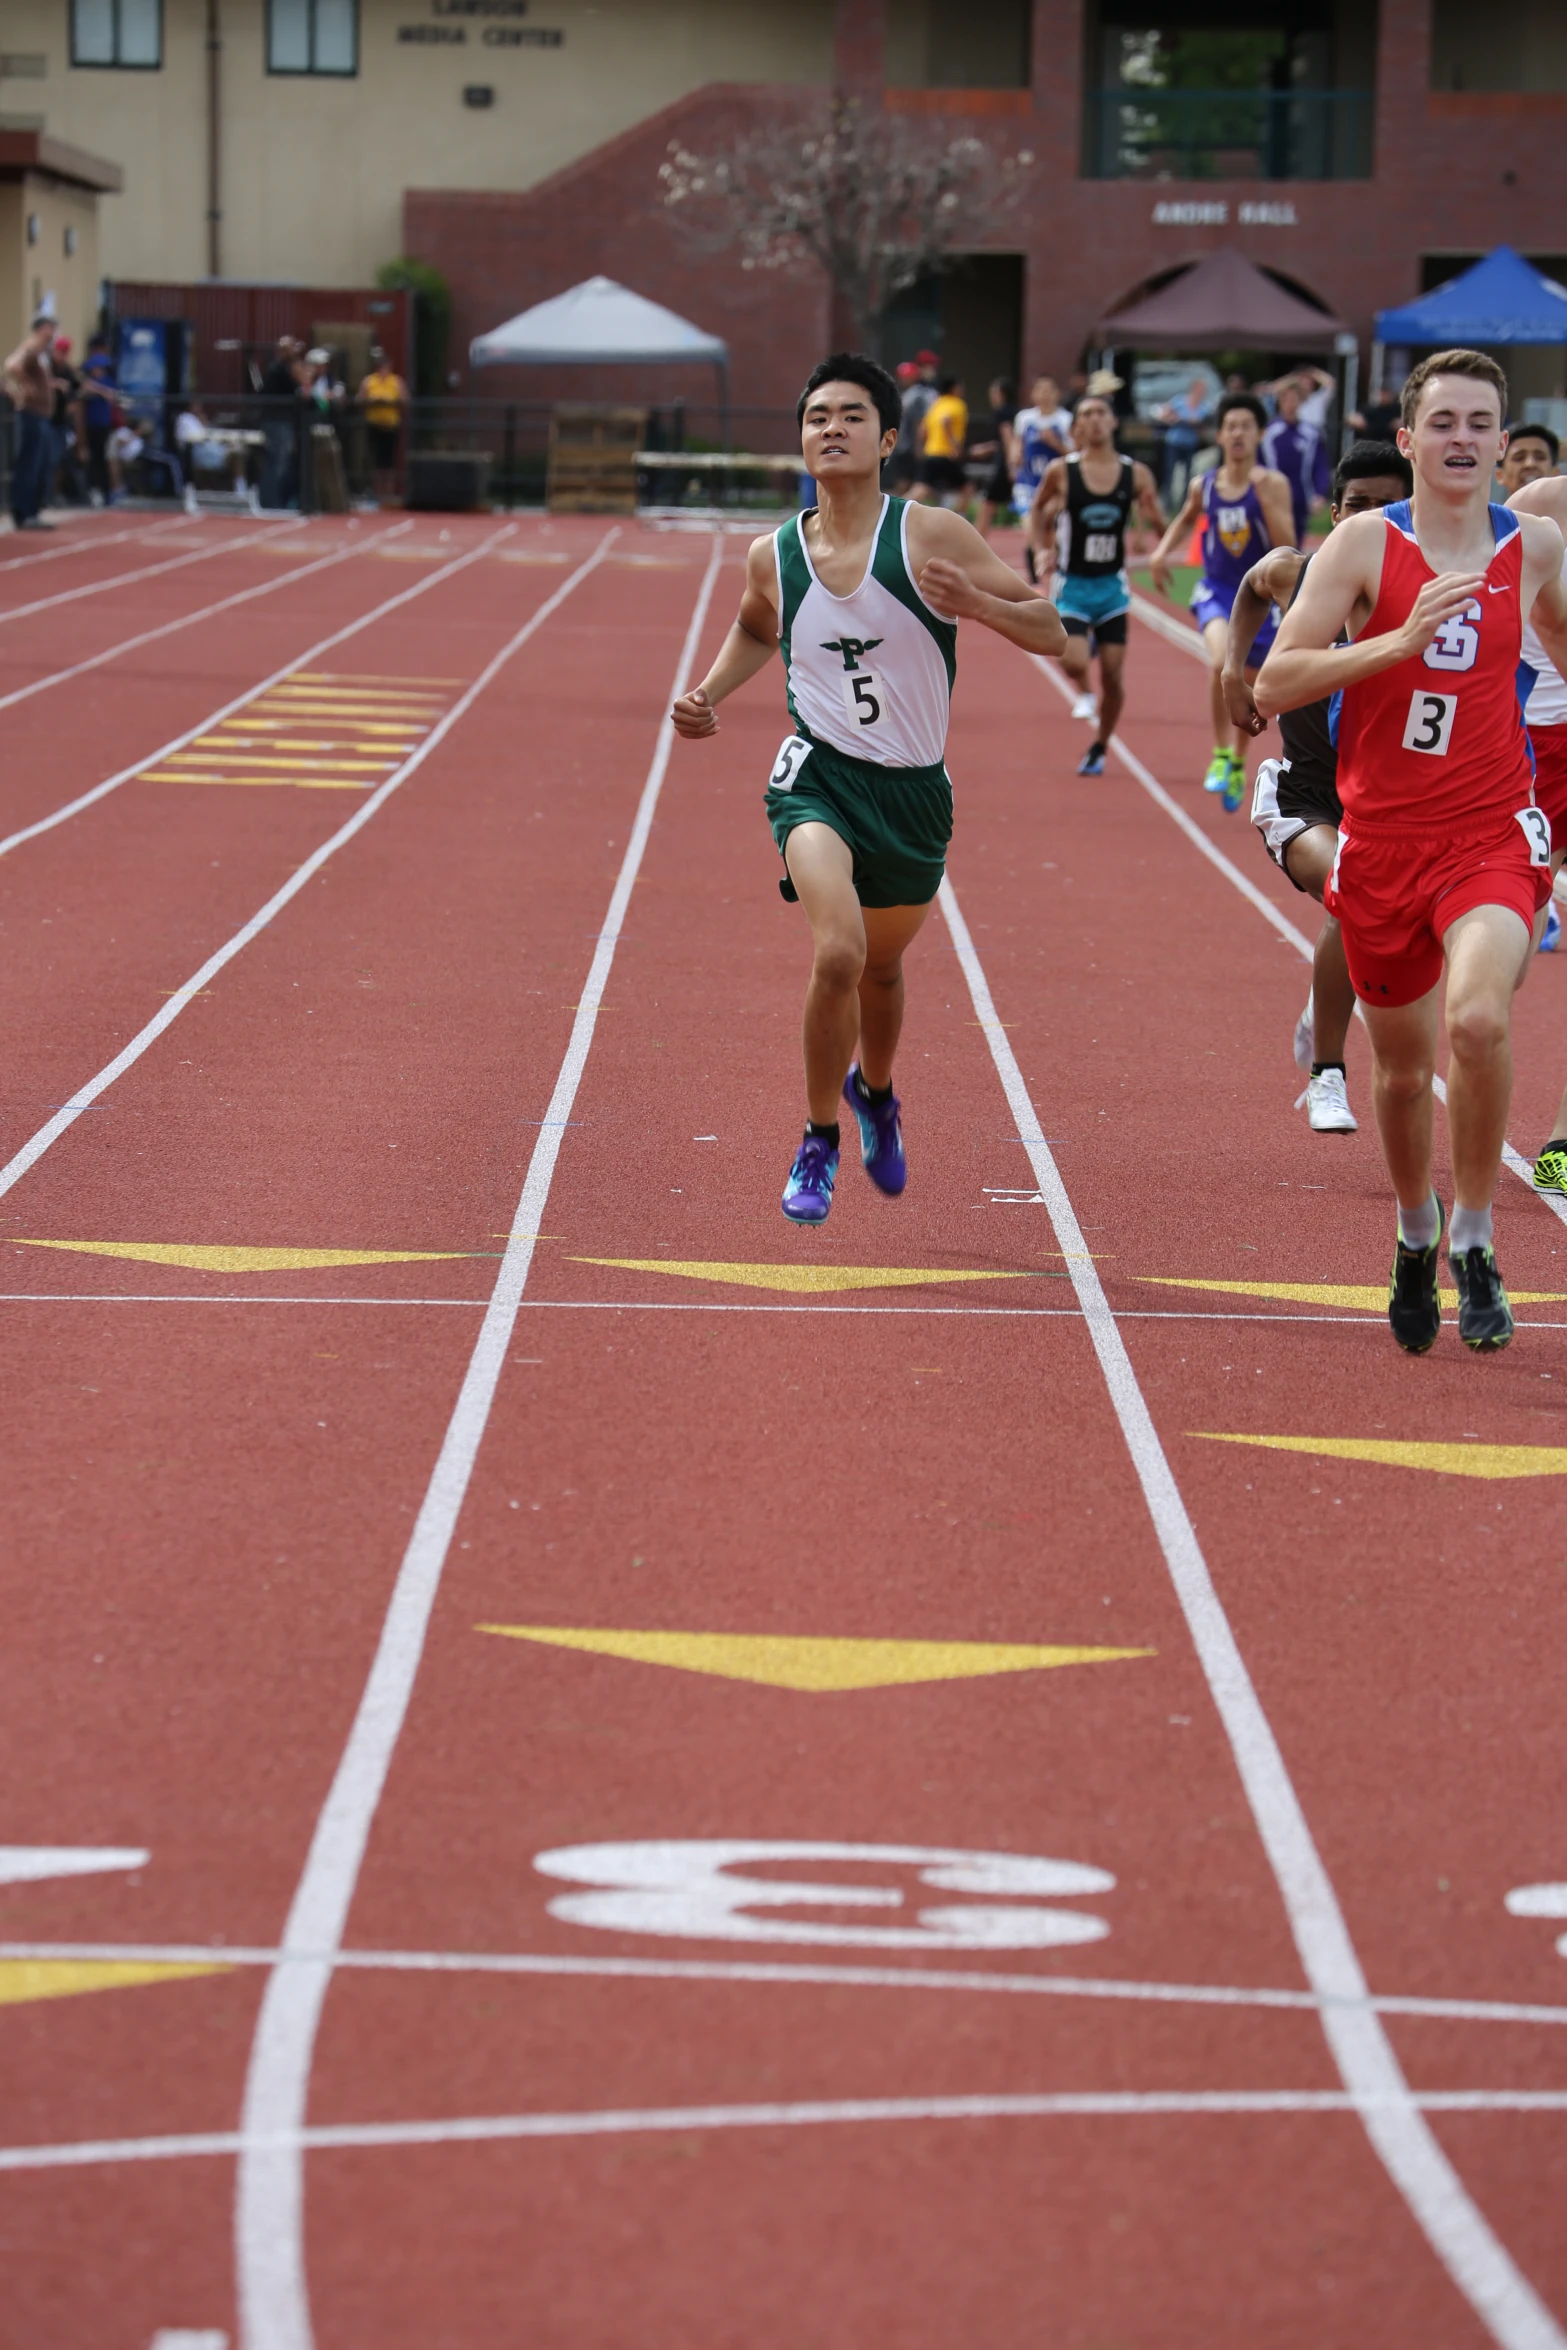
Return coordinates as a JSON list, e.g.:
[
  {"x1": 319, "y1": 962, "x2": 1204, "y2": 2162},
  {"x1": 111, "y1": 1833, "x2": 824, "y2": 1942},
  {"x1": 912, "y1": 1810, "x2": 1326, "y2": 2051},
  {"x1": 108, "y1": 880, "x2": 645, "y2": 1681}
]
[{"x1": 822, "y1": 635, "x2": 886, "y2": 731}]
